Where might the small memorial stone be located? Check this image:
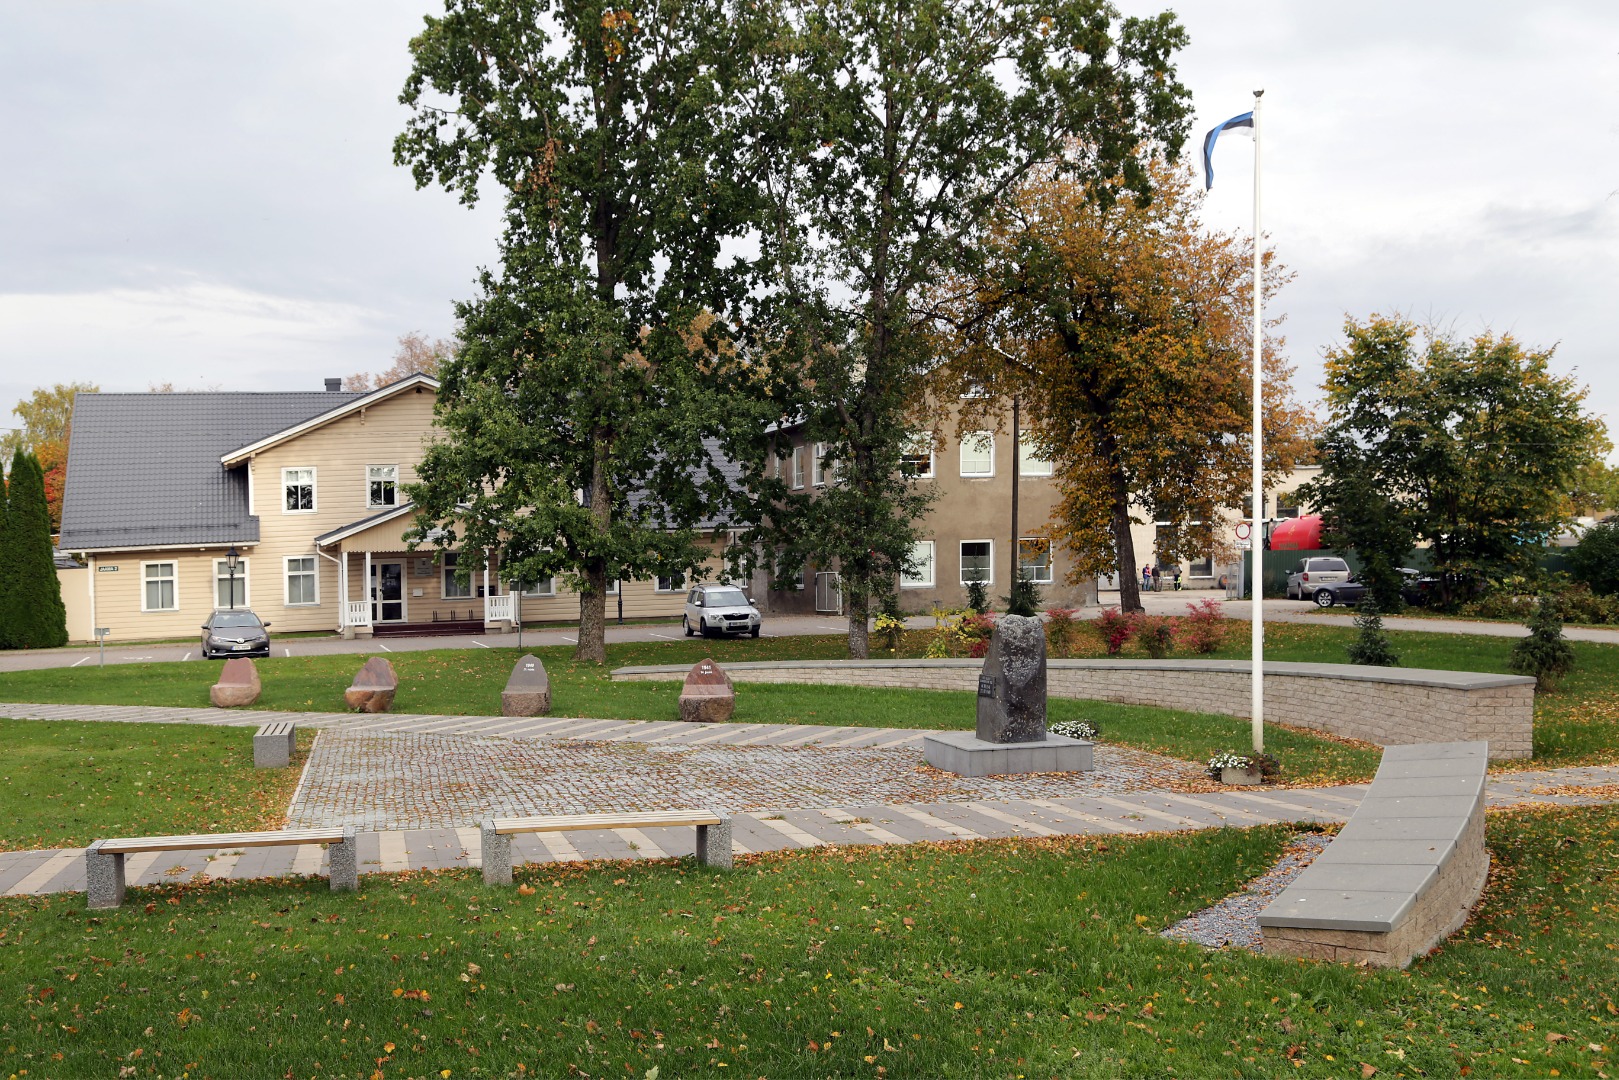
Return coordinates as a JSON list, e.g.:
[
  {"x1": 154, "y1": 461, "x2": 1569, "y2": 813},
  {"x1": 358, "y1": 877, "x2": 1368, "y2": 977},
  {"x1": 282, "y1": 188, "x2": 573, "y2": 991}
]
[
  {"x1": 344, "y1": 656, "x2": 398, "y2": 713},
  {"x1": 678, "y1": 658, "x2": 735, "y2": 724},
  {"x1": 209, "y1": 657, "x2": 261, "y2": 708},
  {"x1": 974, "y1": 614, "x2": 1048, "y2": 744},
  {"x1": 502, "y1": 654, "x2": 551, "y2": 717}
]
